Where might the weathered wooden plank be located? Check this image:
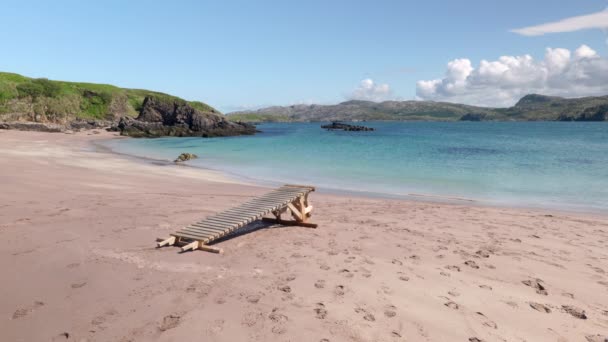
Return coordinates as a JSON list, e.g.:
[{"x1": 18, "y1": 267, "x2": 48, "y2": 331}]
[
  {"x1": 181, "y1": 241, "x2": 200, "y2": 252},
  {"x1": 157, "y1": 236, "x2": 176, "y2": 247},
  {"x1": 199, "y1": 244, "x2": 223, "y2": 254},
  {"x1": 205, "y1": 216, "x2": 247, "y2": 224},
  {"x1": 175, "y1": 229, "x2": 212, "y2": 238},
  {"x1": 214, "y1": 213, "x2": 263, "y2": 222},
  {"x1": 192, "y1": 222, "x2": 231, "y2": 230},
  {"x1": 287, "y1": 202, "x2": 303, "y2": 220},
  {"x1": 172, "y1": 231, "x2": 210, "y2": 242},
  {"x1": 181, "y1": 226, "x2": 224, "y2": 236},
  {"x1": 205, "y1": 217, "x2": 249, "y2": 227}
]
